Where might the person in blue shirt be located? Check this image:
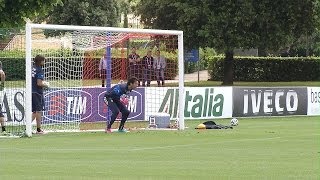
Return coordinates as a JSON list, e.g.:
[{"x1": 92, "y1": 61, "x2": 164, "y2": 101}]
[
  {"x1": 104, "y1": 77, "x2": 139, "y2": 133},
  {"x1": 32, "y1": 55, "x2": 49, "y2": 134}
]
